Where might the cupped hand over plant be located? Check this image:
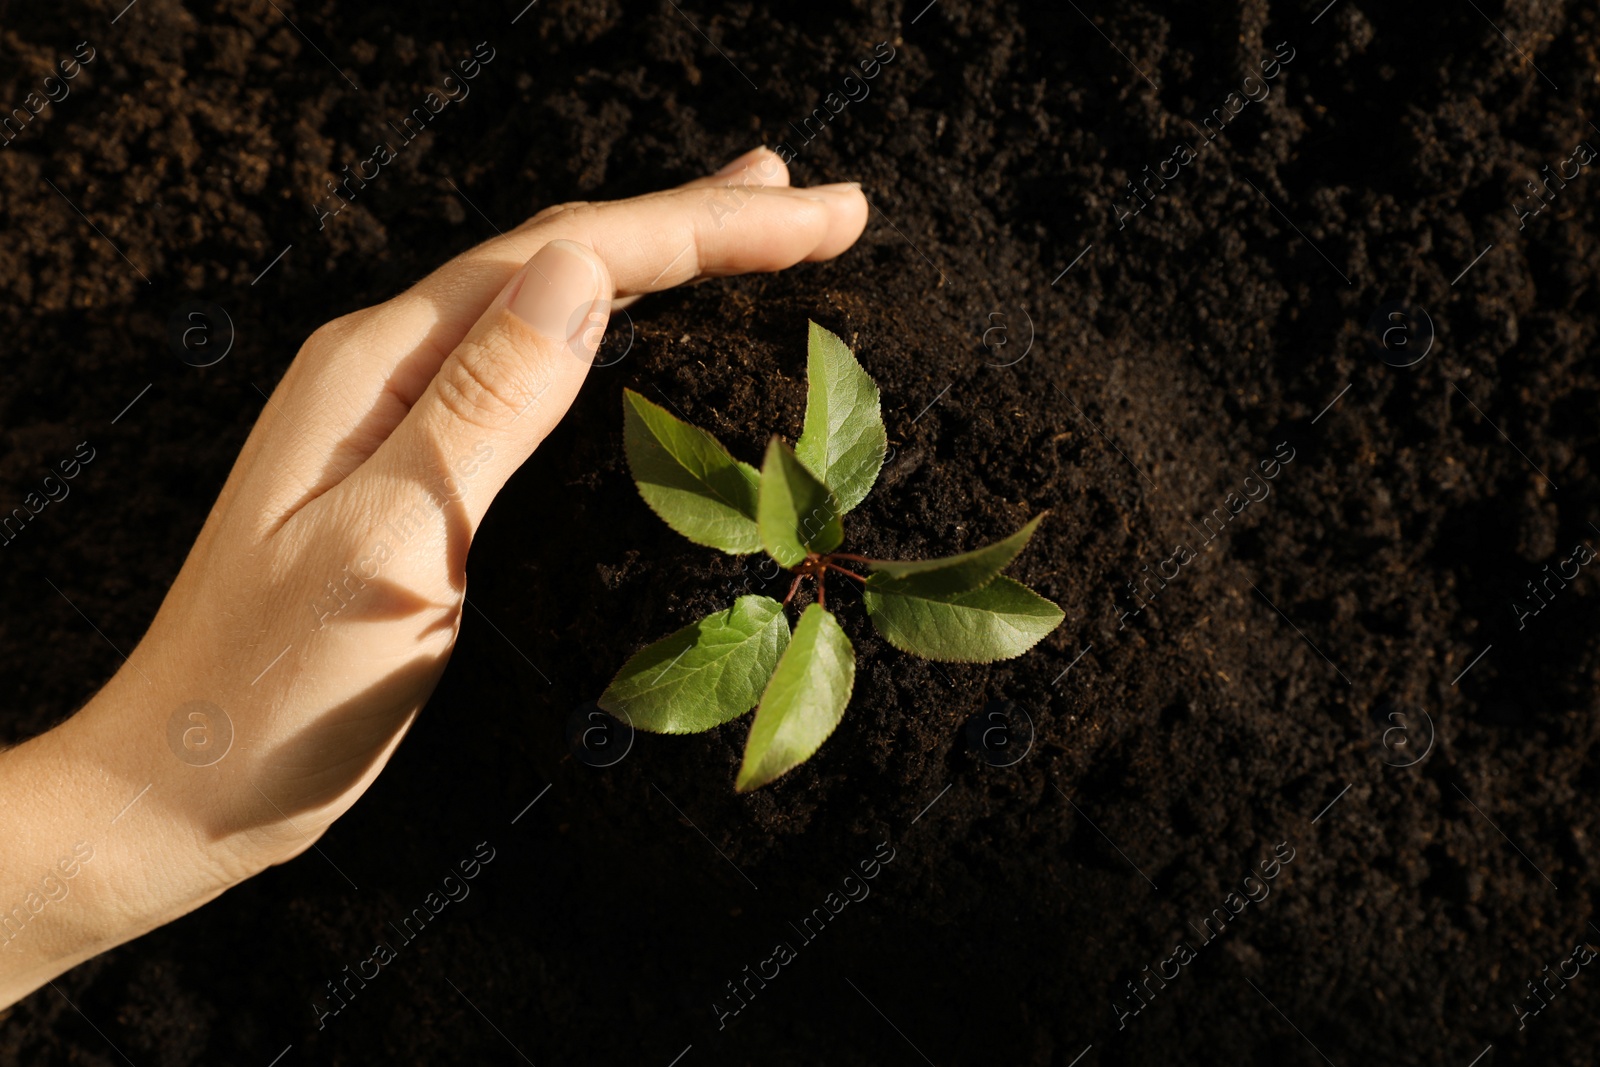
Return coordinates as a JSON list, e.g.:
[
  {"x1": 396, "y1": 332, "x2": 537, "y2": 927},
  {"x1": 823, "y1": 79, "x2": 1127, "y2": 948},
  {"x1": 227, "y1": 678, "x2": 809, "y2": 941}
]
[{"x1": 0, "y1": 147, "x2": 867, "y2": 1007}]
